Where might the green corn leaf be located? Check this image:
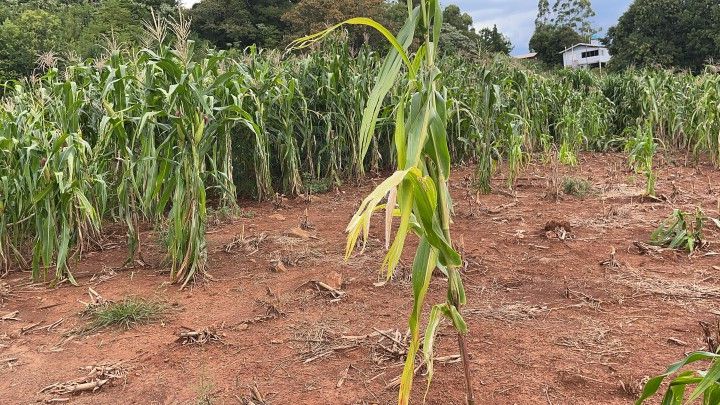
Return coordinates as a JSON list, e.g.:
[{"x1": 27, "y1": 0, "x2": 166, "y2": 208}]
[
  {"x1": 355, "y1": 9, "x2": 420, "y2": 171},
  {"x1": 636, "y1": 352, "x2": 720, "y2": 404},
  {"x1": 688, "y1": 355, "x2": 720, "y2": 402},
  {"x1": 399, "y1": 238, "x2": 437, "y2": 405}
]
